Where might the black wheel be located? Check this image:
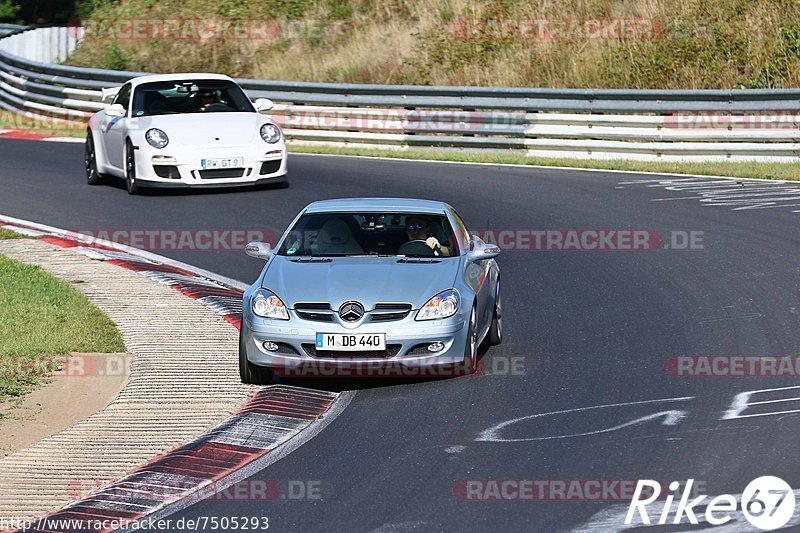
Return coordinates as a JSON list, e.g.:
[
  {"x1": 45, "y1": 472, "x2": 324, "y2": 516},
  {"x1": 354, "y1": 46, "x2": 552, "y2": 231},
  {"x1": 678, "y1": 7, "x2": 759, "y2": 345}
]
[
  {"x1": 125, "y1": 140, "x2": 139, "y2": 195},
  {"x1": 85, "y1": 132, "x2": 103, "y2": 185},
  {"x1": 239, "y1": 325, "x2": 274, "y2": 385},
  {"x1": 459, "y1": 306, "x2": 479, "y2": 376},
  {"x1": 485, "y1": 280, "x2": 502, "y2": 346}
]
